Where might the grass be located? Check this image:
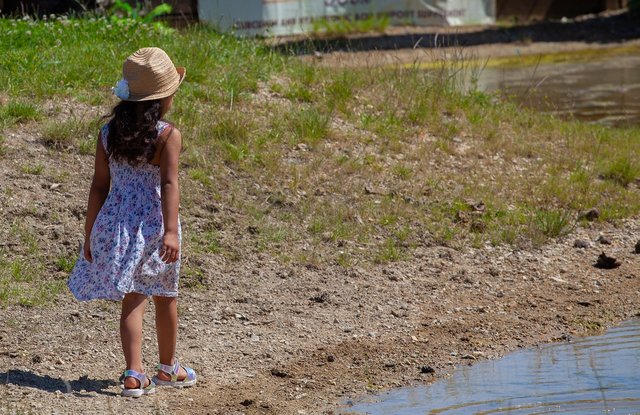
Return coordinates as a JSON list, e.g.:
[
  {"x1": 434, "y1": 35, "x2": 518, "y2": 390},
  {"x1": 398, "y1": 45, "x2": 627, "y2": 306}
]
[
  {"x1": 41, "y1": 117, "x2": 98, "y2": 149},
  {"x1": 0, "y1": 101, "x2": 41, "y2": 129},
  {"x1": 311, "y1": 14, "x2": 390, "y2": 38},
  {"x1": 0, "y1": 135, "x2": 7, "y2": 157},
  {"x1": 2, "y1": 16, "x2": 640, "y2": 307}
]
